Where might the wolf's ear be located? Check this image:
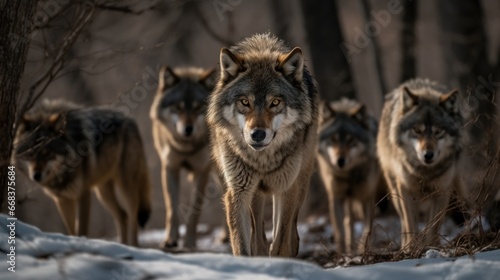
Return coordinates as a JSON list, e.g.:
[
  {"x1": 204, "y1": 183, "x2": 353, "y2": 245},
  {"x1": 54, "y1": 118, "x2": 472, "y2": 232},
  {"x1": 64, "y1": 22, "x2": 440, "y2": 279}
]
[
  {"x1": 220, "y1": 48, "x2": 244, "y2": 82},
  {"x1": 402, "y1": 86, "x2": 419, "y2": 111},
  {"x1": 277, "y1": 47, "x2": 304, "y2": 83},
  {"x1": 48, "y1": 113, "x2": 66, "y2": 134},
  {"x1": 320, "y1": 100, "x2": 335, "y2": 121},
  {"x1": 199, "y1": 67, "x2": 217, "y2": 90},
  {"x1": 350, "y1": 104, "x2": 366, "y2": 123},
  {"x1": 439, "y1": 89, "x2": 459, "y2": 113},
  {"x1": 158, "y1": 65, "x2": 179, "y2": 91}
]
